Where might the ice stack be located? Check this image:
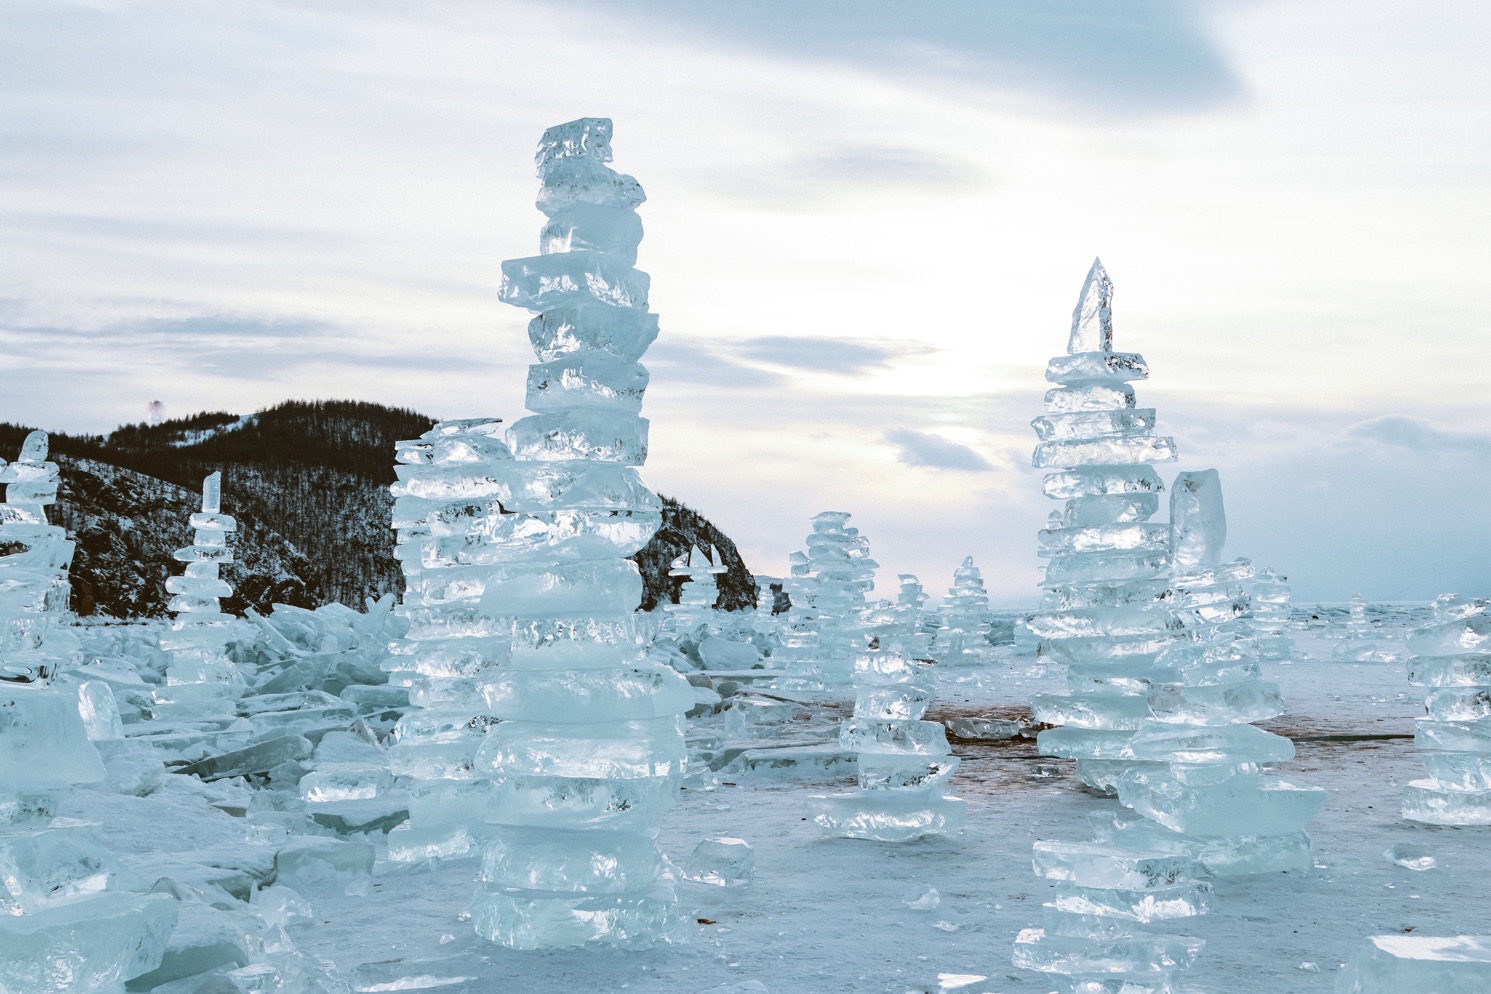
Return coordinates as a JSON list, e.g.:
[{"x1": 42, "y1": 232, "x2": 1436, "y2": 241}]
[
  {"x1": 1402, "y1": 594, "x2": 1491, "y2": 824},
  {"x1": 805, "y1": 642, "x2": 965, "y2": 840},
  {"x1": 153, "y1": 472, "x2": 244, "y2": 721},
  {"x1": 0, "y1": 434, "x2": 178, "y2": 992},
  {"x1": 1110, "y1": 470, "x2": 1325, "y2": 876},
  {"x1": 889, "y1": 573, "x2": 934, "y2": 661},
  {"x1": 467, "y1": 117, "x2": 691, "y2": 948},
  {"x1": 1249, "y1": 567, "x2": 1294, "y2": 661},
  {"x1": 660, "y1": 549, "x2": 727, "y2": 641},
  {"x1": 936, "y1": 556, "x2": 994, "y2": 665},
  {"x1": 1012, "y1": 838, "x2": 1210, "y2": 994},
  {"x1": 1024, "y1": 260, "x2": 1179, "y2": 788},
  {"x1": 0, "y1": 431, "x2": 78, "y2": 684},
  {"x1": 782, "y1": 512, "x2": 876, "y2": 690},
  {"x1": 384, "y1": 416, "x2": 514, "y2": 863}
]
